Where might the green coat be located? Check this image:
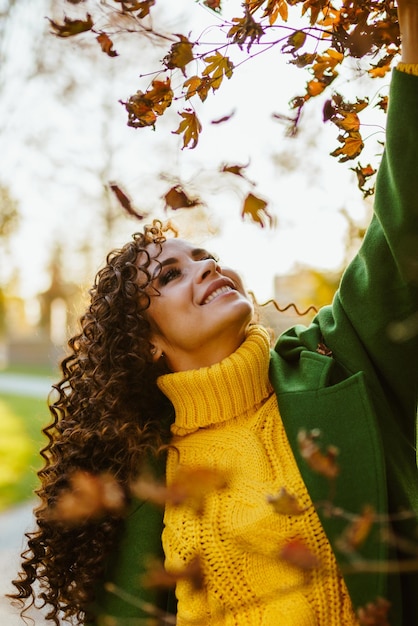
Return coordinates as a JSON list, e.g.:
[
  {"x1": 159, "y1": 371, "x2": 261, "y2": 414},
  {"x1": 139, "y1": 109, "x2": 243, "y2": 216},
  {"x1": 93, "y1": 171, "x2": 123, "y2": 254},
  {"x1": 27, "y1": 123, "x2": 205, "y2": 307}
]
[{"x1": 89, "y1": 69, "x2": 418, "y2": 626}]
